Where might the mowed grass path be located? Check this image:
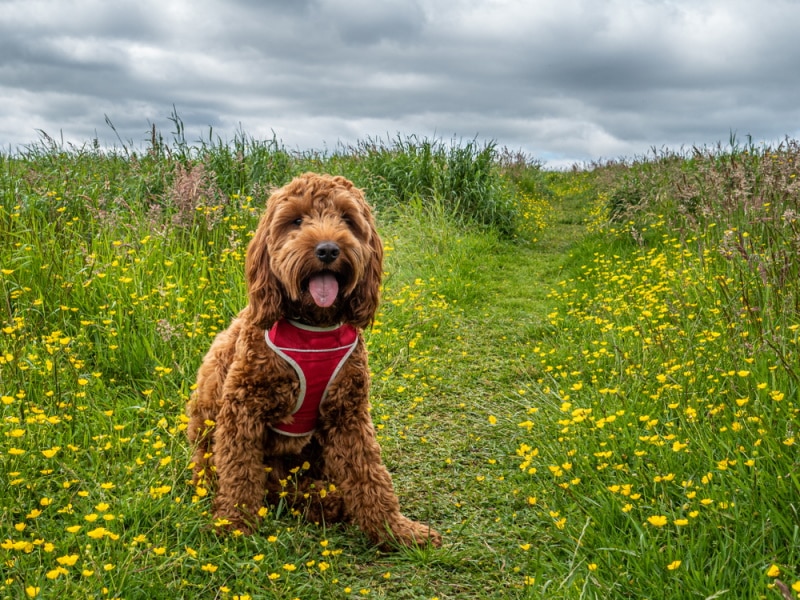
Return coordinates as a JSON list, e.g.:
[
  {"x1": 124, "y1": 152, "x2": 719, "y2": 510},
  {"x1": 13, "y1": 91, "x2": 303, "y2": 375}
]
[{"x1": 361, "y1": 182, "x2": 597, "y2": 598}]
